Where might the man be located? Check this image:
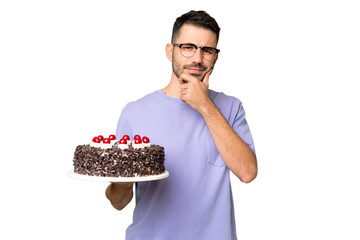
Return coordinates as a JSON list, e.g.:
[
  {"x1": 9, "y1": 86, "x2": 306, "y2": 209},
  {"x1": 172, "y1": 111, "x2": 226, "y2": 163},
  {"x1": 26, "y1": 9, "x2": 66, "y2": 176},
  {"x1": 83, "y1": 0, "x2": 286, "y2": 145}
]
[{"x1": 106, "y1": 10, "x2": 257, "y2": 239}]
